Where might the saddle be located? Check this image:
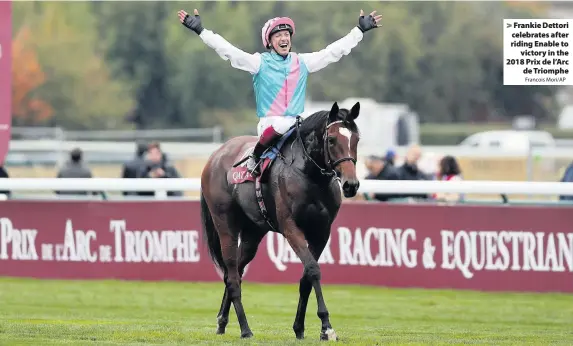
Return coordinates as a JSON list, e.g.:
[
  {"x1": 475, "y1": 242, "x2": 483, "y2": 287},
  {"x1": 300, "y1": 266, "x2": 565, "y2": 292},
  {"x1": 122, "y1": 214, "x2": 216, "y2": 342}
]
[
  {"x1": 227, "y1": 120, "x2": 299, "y2": 232},
  {"x1": 227, "y1": 126, "x2": 296, "y2": 185}
]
